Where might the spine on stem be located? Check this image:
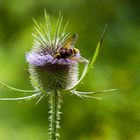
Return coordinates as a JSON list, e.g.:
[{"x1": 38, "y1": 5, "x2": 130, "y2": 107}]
[{"x1": 49, "y1": 91, "x2": 61, "y2": 140}]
